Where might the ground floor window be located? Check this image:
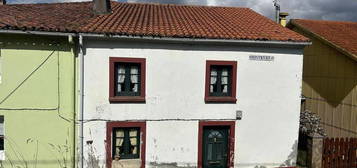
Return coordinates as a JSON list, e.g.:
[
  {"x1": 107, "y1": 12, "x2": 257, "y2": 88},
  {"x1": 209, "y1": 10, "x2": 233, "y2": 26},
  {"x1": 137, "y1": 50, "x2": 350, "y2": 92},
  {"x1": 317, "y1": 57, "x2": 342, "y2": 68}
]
[
  {"x1": 0, "y1": 116, "x2": 4, "y2": 150},
  {"x1": 106, "y1": 122, "x2": 146, "y2": 168},
  {"x1": 0, "y1": 116, "x2": 4, "y2": 161},
  {"x1": 112, "y1": 127, "x2": 140, "y2": 159}
]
